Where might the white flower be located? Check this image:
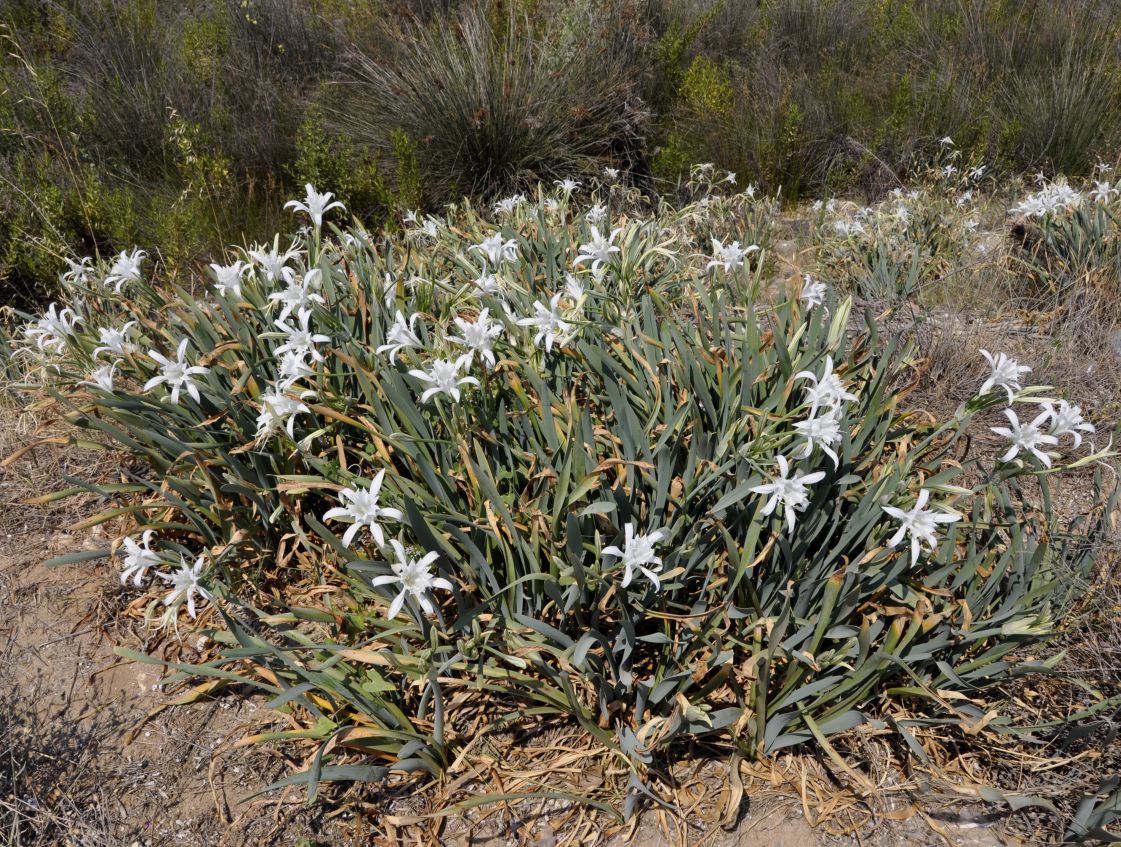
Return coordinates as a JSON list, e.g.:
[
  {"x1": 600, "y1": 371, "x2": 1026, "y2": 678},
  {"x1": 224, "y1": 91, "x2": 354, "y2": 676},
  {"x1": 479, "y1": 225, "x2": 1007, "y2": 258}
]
[
  {"x1": 105, "y1": 248, "x2": 146, "y2": 292},
  {"x1": 1040, "y1": 400, "x2": 1095, "y2": 448},
  {"x1": 517, "y1": 293, "x2": 572, "y2": 353},
  {"x1": 408, "y1": 355, "x2": 480, "y2": 403},
  {"x1": 968, "y1": 165, "x2": 986, "y2": 181},
  {"x1": 585, "y1": 203, "x2": 607, "y2": 224},
  {"x1": 93, "y1": 322, "x2": 136, "y2": 360},
  {"x1": 602, "y1": 523, "x2": 666, "y2": 590},
  {"x1": 158, "y1": 554, "x2": 212, "y2": 620},
  {"x1": 942, "y1": 164, "x2": 958, "y2": 178},
  {"x1": 209, "y1": 260, "x2": 250, "y2": 298},
  {"x1": 277, "y1": 350, "x2": 316, "y2": 388},
  {"x1": 284, "y1": 183, "x2": 345, "y2": 228},
  {"x1": 555, "y1": 178, "x2": 581, "y2": 193},
  {"x1": 832, "y1": 220, "x2": 865, "y2": 237},
  {"x1": 793, "y1": 407, "x2": 843, "y2": 468},
  {"x1": 800, "y1": 274, "x2": 827, "y2": 311},
  {"x1": 143, "y1": 339, "x2": 209, "y2": 405},
  {"x1": 119, "y1": 529, "x2": 162, "y2": 586},
  {"x1": 564, "y1": 273, "x2": 585, "y2": 303},
  {"x1": 323, "y1": 470, "x2": 404, "y2": 548},
  {"x1": 939, "y1": 136, "x2": 954, "y2": 147},
  {"x1": 991, "y1": 407, "x2": 1058, "y2": 466},
  {"x1": 471, "y1": 233, "x2": 519, "y2": 266},
  {"x1": 268, "y1": 268, "x2": 326, "y2": 320},
  {"x1": 83, "y1": 363, "x2": 117, "y2": 392},
  {"x1": 573, "y1": 226, "x2": 621, "y2": 272},
  {"x1": 978, "y1": 349, "x2": 1031, "y2": 403},
  {"x1": 603, "y1": 167, "x2": 620, "y2": 181},
  {"x1": 706, "y1": 237, "x2": 758, "y2": 273},
  {"x1": 371, "y1": 540, "x2": 453, "y2": 619},
  {"x1": 446, "y1": 308, "x2": 503, "y2": 369},
  {"x1": 1092, "y1": 181, "x2": 1115, "y2": 203},
  {"x1": 248, "y1": 243, "x2": 299, "y2": 282},
  {"x1": 493, "y1": 194, "x2": 526, "y2": 217},
  {"x1": 273, "y1": 308, "x2": 330, "y2": 362},
  {"x1": 794, "y1": 355, "x2": 858, "y2": 411},
  {"x1": 256, "y1": 386, "x2": 314, "y2": 440},
  {"x1": 542, "y1": 197, "x2": 561, "y2": 214},
  {"x1": 473, "y1": 271, "x2": 503, "y2": 297},
  {"x1": 25, "y1": 303, "x2": 80, "y2": 354},
  {"x1": 377, "y1": 310, "x2": 423, "y2": 361},
  {"x1": 61, "y1": 256, "x2": 94, "y2": 287},
  {"x1": 882, "y1": 489, "x2": 961, "y2": 567},
  {"x1": 724, "y1": 171, "x2": 737, "y2": 185},
  {"x1": 750, "y1": 455, "x2": 826, "y2": 534},
  {"x1": 1010, "y1": 179, "x2": 1083, "y2": 217}
]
